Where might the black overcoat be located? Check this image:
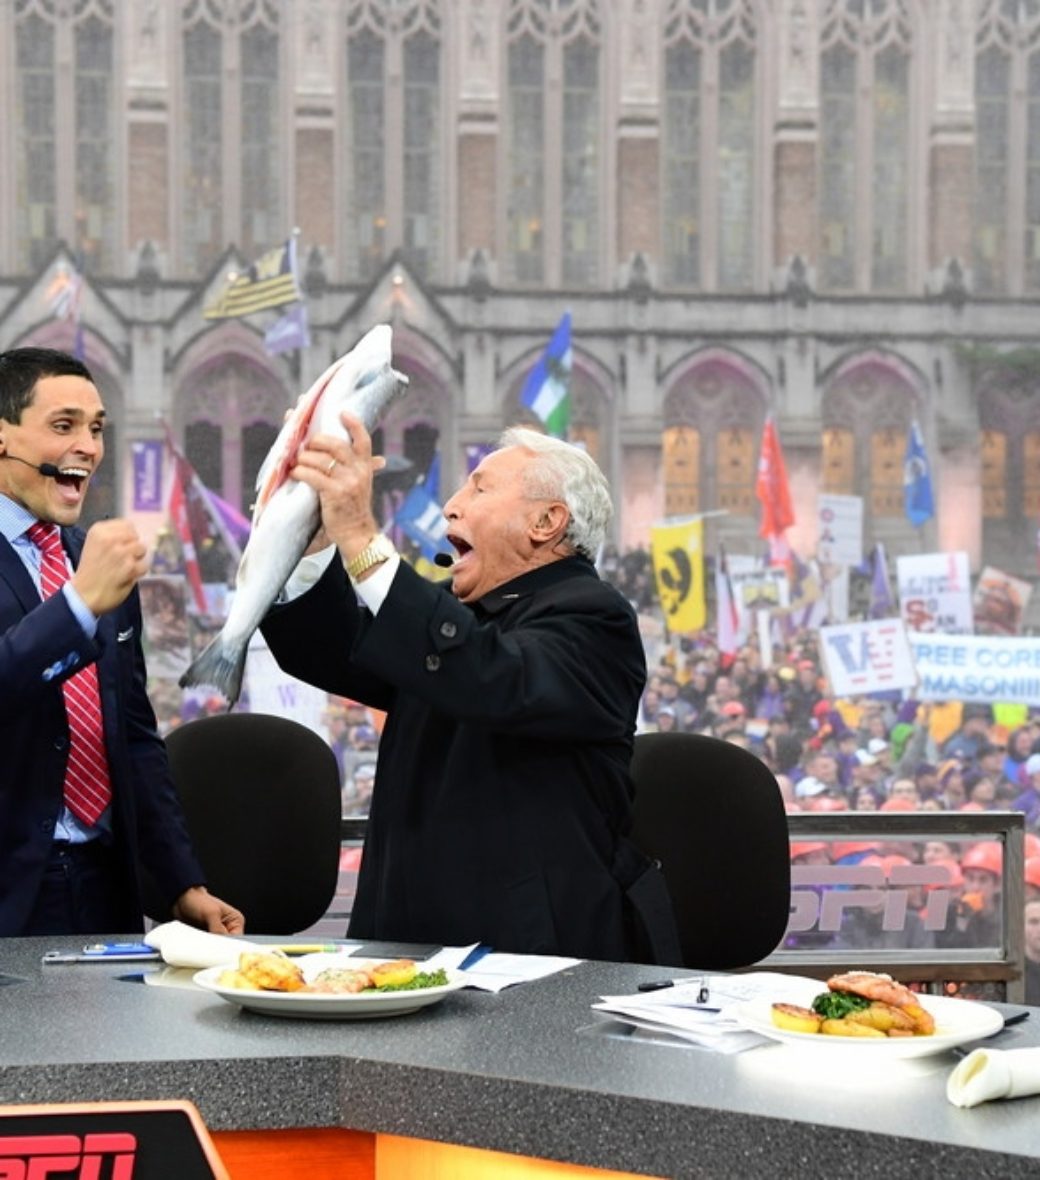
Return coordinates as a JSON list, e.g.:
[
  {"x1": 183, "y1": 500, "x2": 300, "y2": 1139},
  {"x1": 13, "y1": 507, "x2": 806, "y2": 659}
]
[{"x1": 261, "y1": 555, "x2": 655, "y2": 960}]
